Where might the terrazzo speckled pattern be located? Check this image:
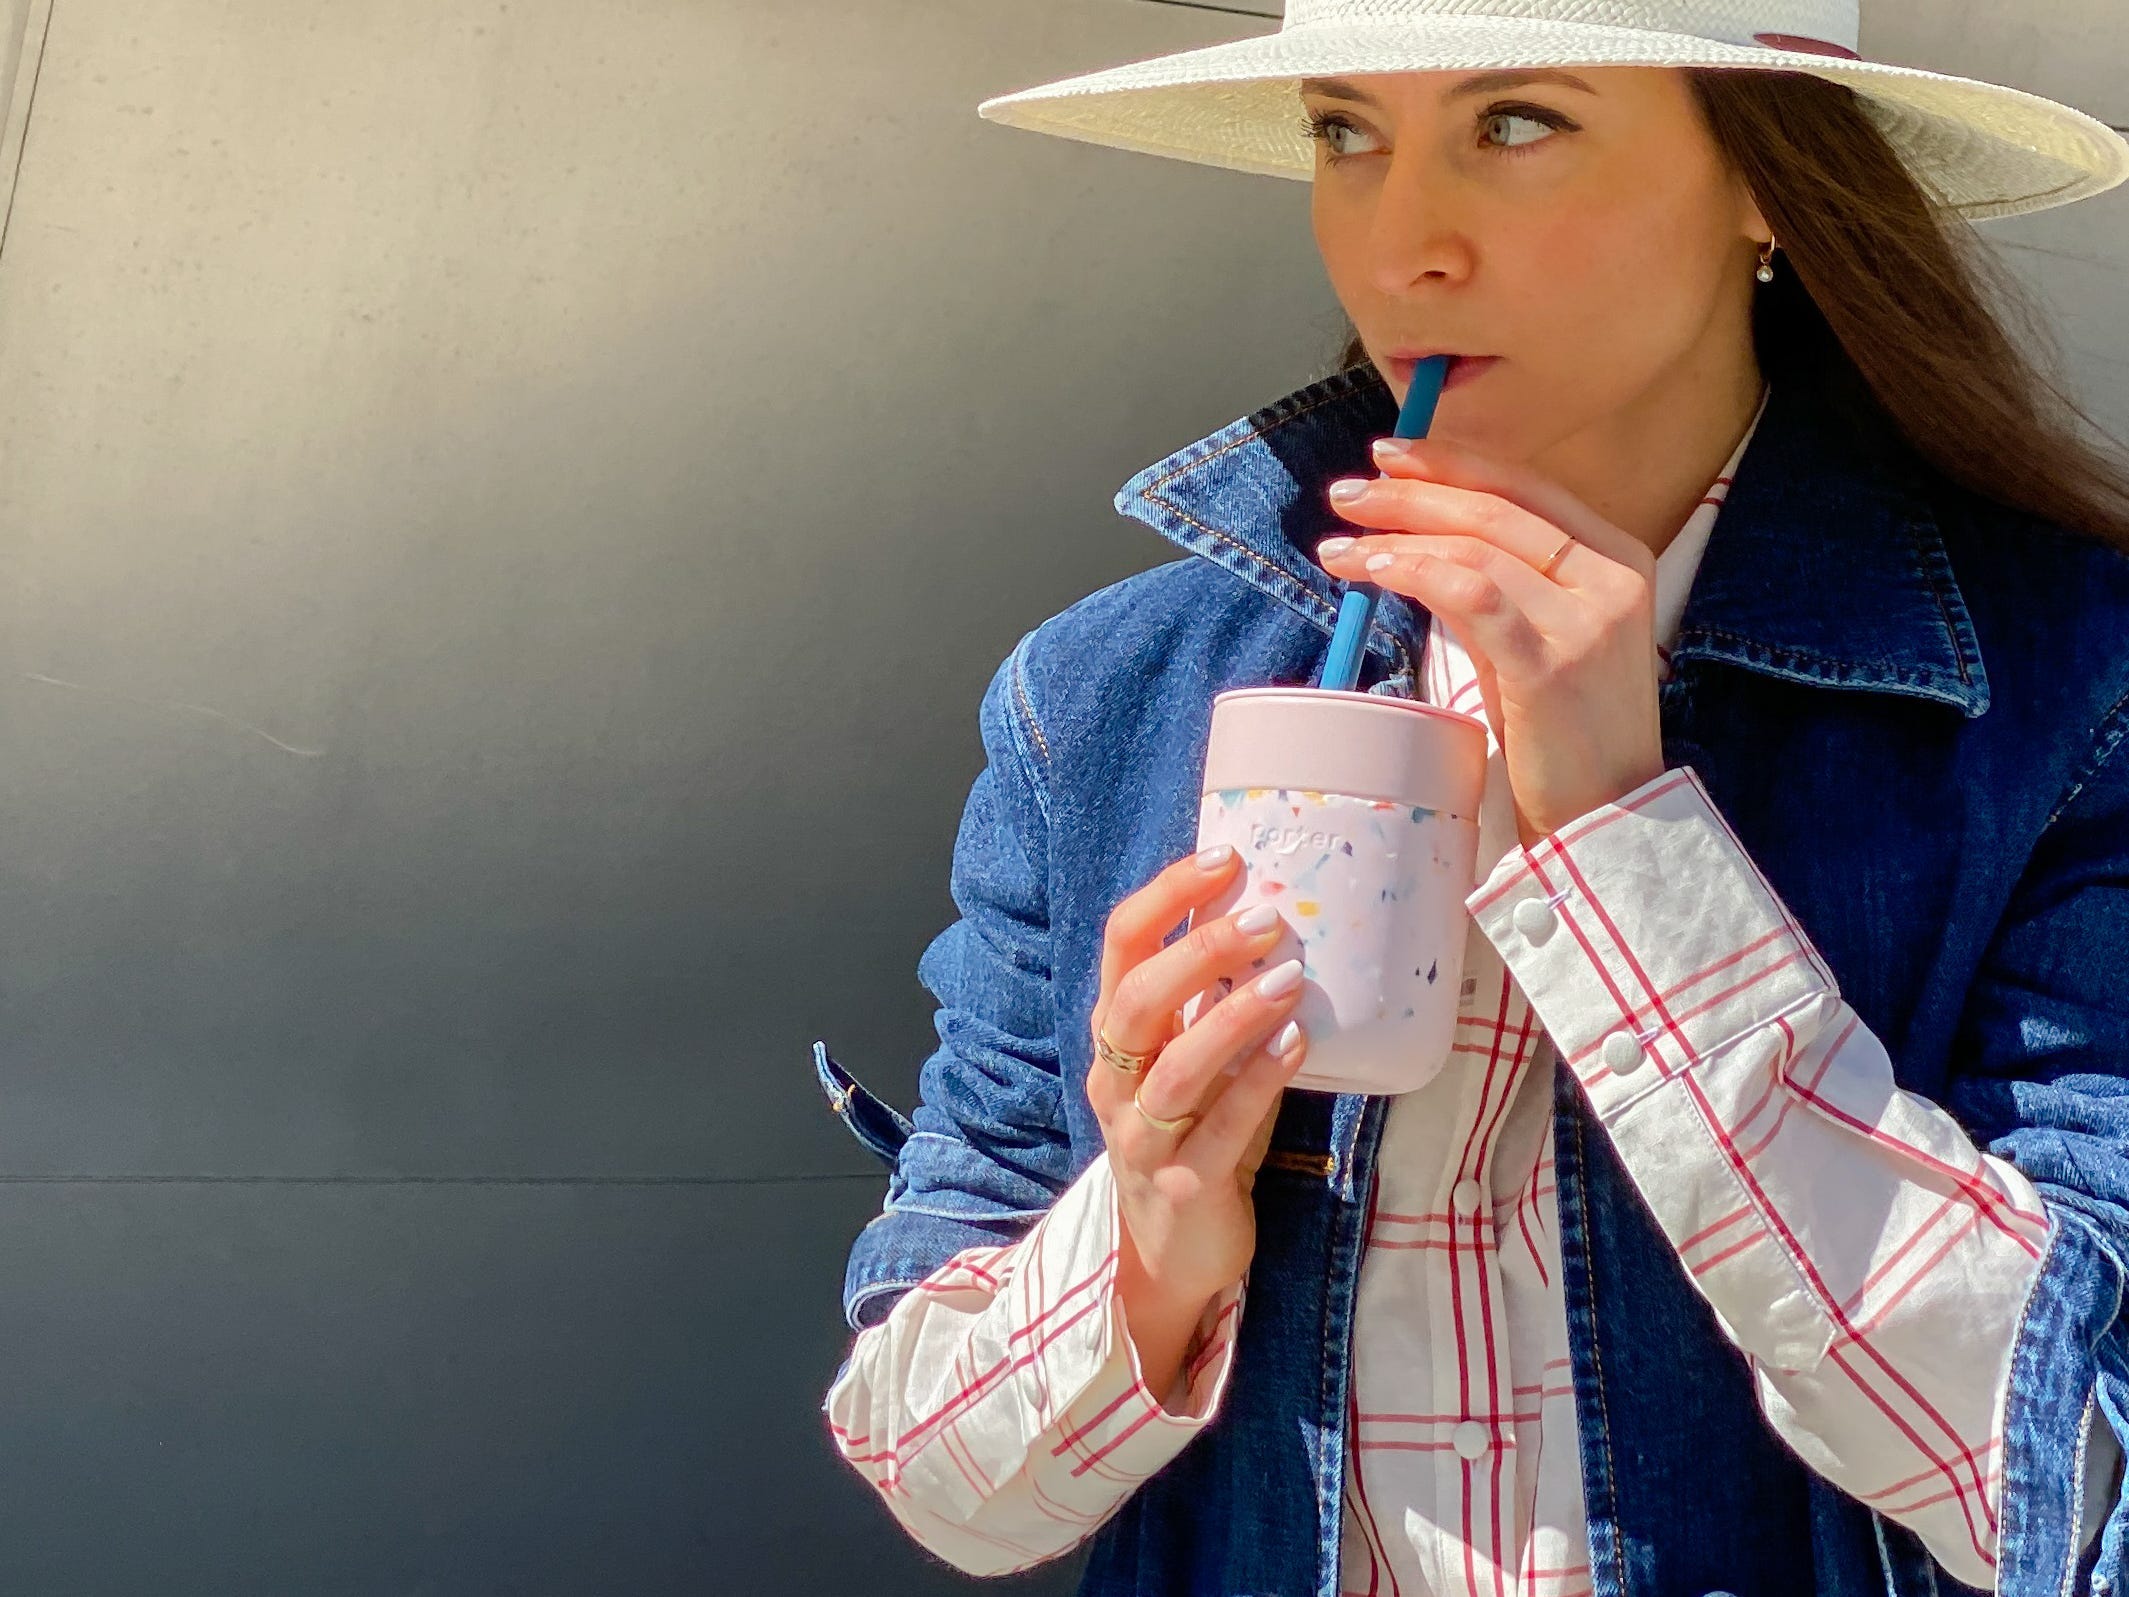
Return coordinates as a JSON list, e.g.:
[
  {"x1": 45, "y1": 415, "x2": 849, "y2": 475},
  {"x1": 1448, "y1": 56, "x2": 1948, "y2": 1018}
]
[{"x1": 1182, "y1": 786, "x2": 1477, "y2": 1095}]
